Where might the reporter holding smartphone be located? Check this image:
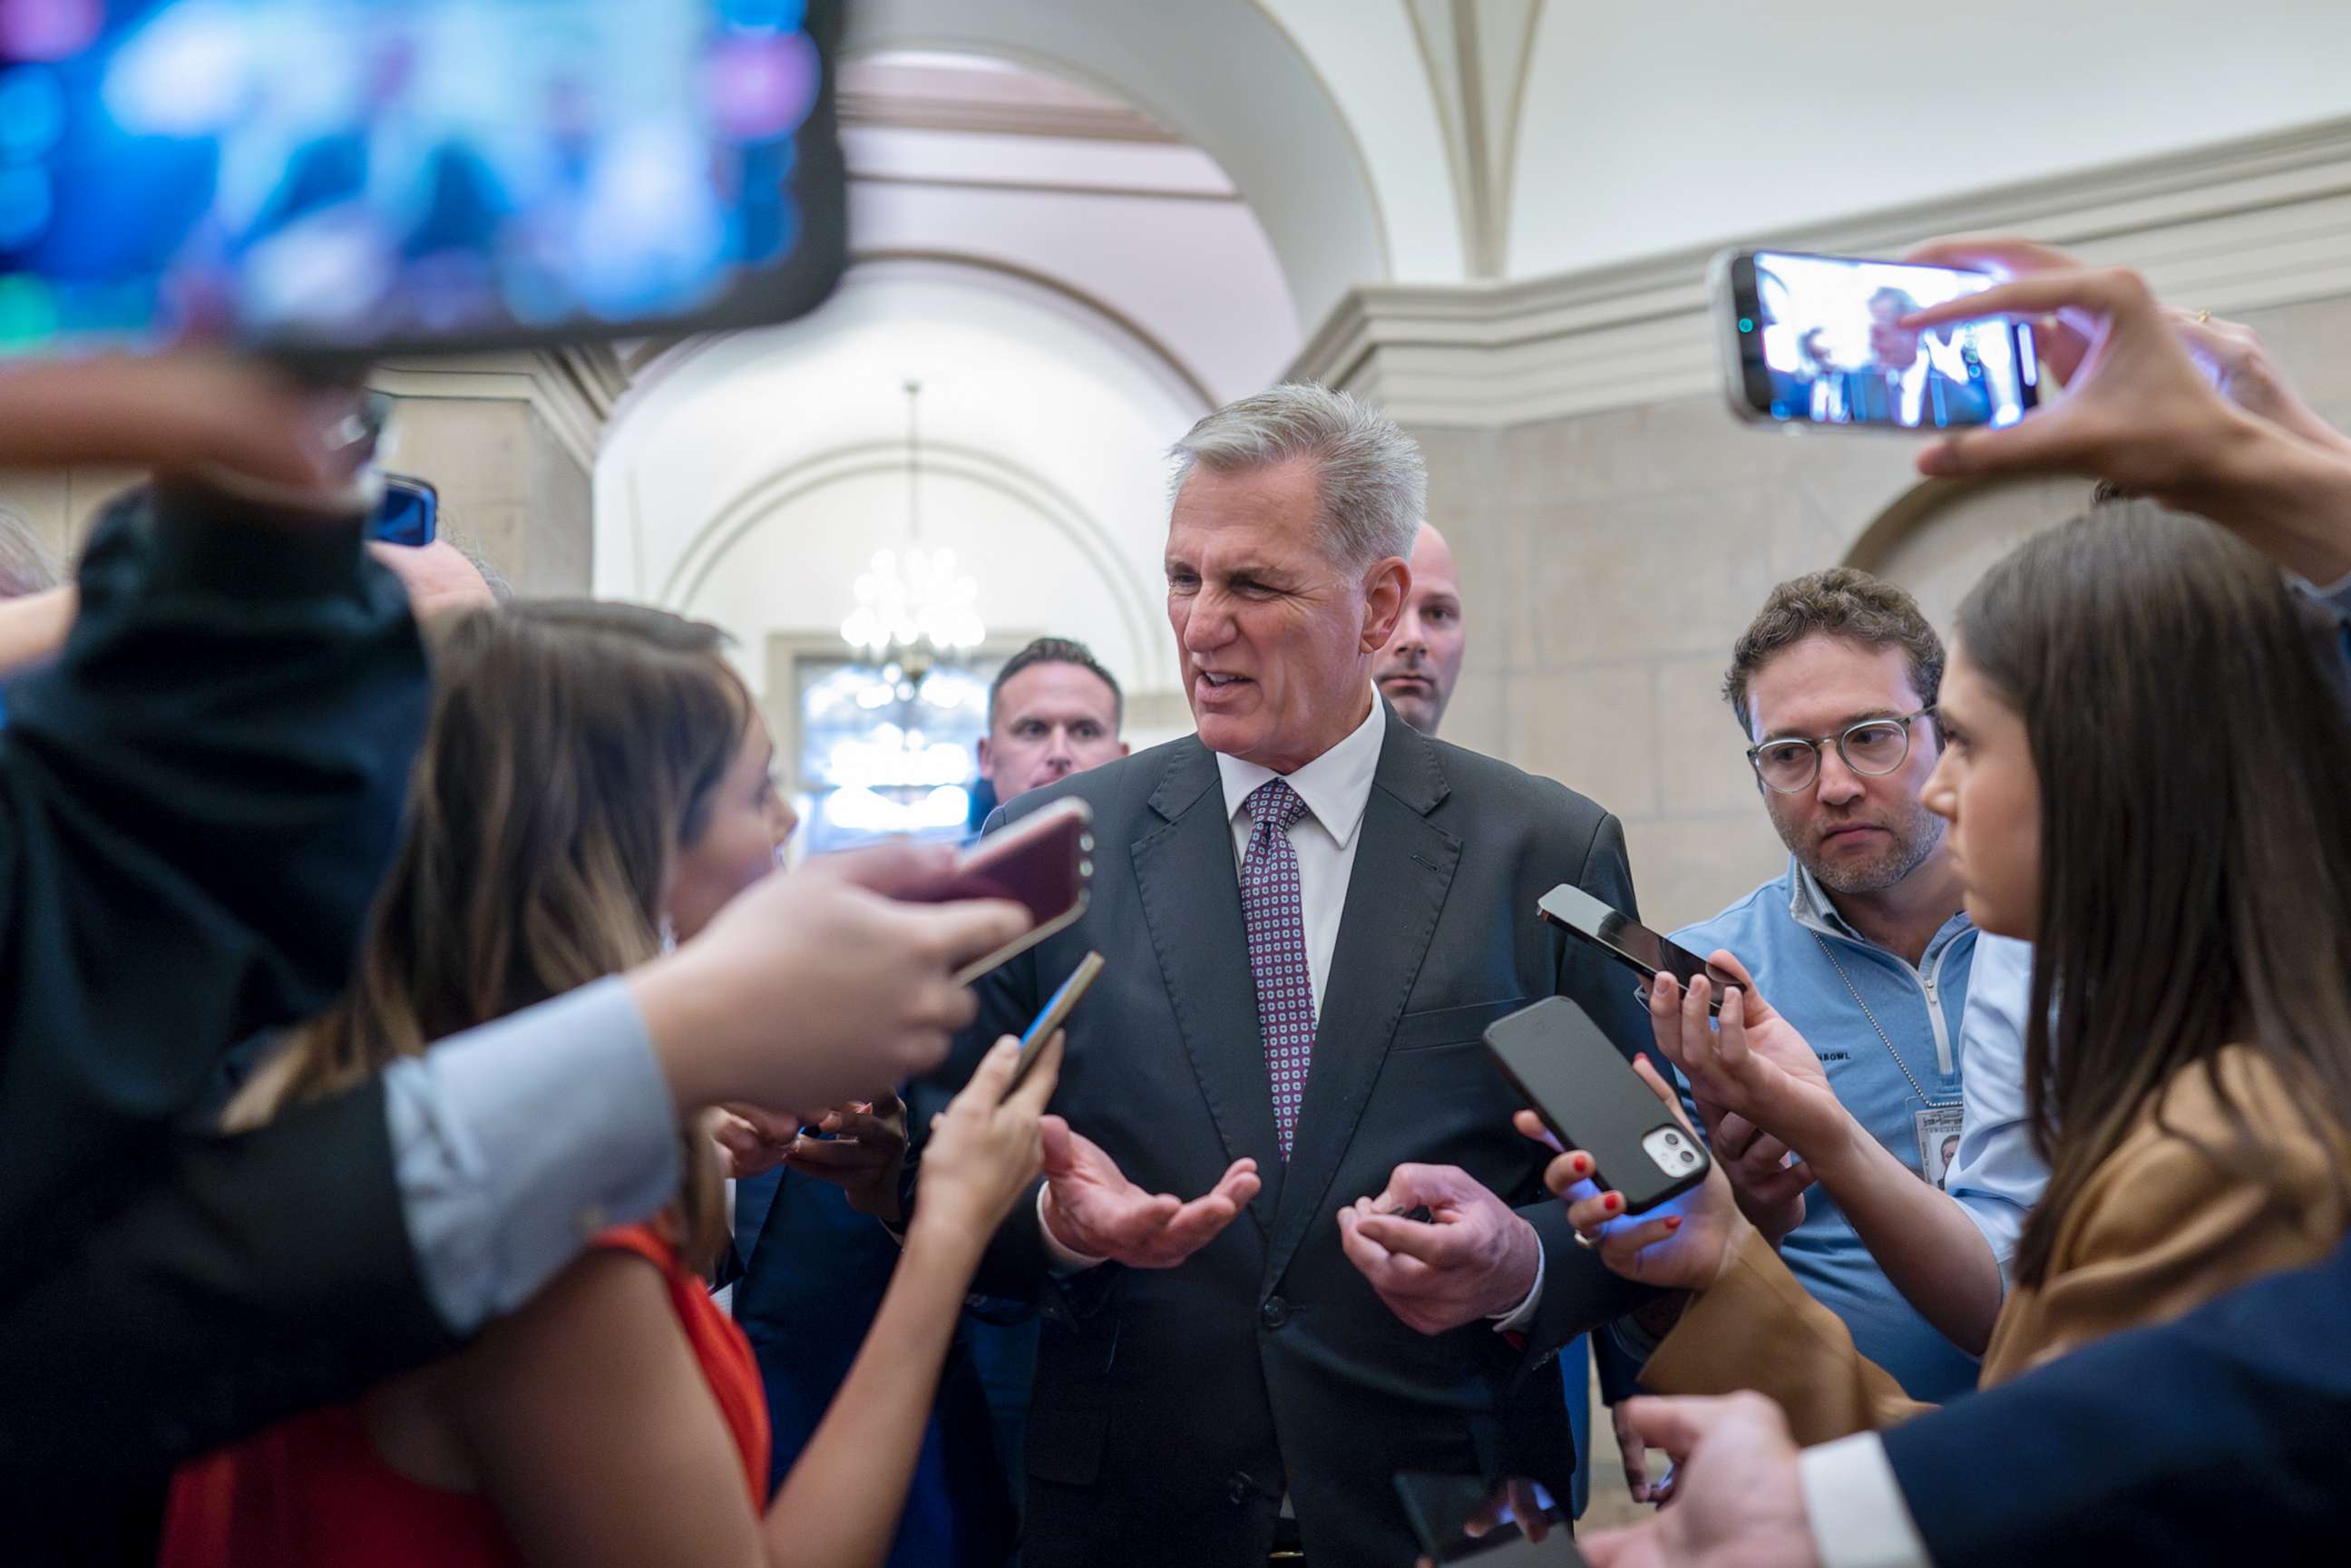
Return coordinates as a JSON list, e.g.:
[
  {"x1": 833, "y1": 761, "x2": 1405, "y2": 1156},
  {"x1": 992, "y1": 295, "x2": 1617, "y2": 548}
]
[
  {"x1": 1553, "y1": 502, "x2": 2351, "y2": 1568},
  {"x1": 163, "y1": 600, "x2": 1059, "y2": 1568},
  {"x1": 0, "y1": 355, "x2": 1029, "y2": 1559}
]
